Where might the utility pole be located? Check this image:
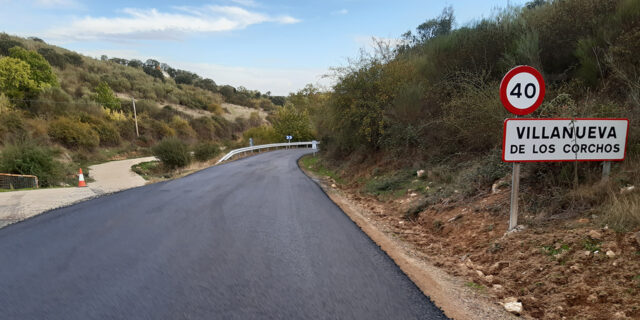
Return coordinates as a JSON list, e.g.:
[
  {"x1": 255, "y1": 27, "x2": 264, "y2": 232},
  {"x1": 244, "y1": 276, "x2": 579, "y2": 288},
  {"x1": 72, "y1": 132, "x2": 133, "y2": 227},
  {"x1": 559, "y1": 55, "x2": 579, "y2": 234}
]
[{"x1": 132, "y1": 98, "x2": 139, "y2": 138}]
